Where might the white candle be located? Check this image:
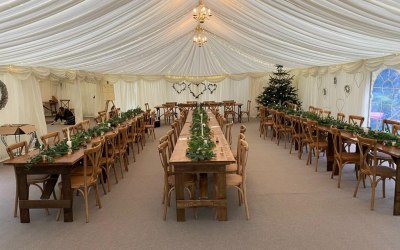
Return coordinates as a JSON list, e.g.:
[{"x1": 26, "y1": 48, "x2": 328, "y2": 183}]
[
  {"x1": 201, "y1": 123, "x2": 204, "y2": 136},
  {"x1": 67, "y1": 127, "x2": 70, "y2": 141},
  {"x1": 66, "y1": 140, "x2": 72, "y2": 148}
]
